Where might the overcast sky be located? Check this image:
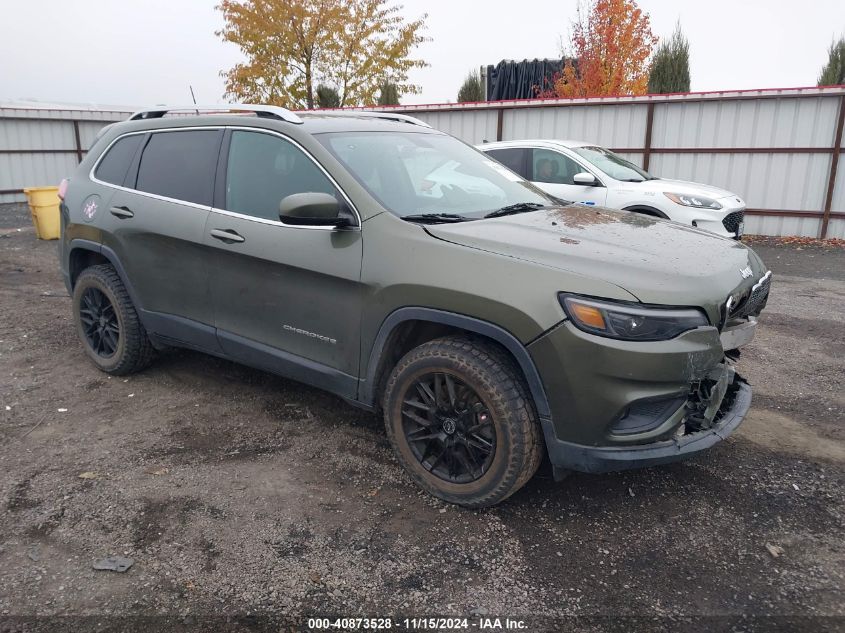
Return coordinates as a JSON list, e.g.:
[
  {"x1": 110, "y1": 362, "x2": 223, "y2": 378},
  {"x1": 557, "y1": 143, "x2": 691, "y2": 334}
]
[{"x1": 2, "y1": 0, "x2": 842, "y2": 108}]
